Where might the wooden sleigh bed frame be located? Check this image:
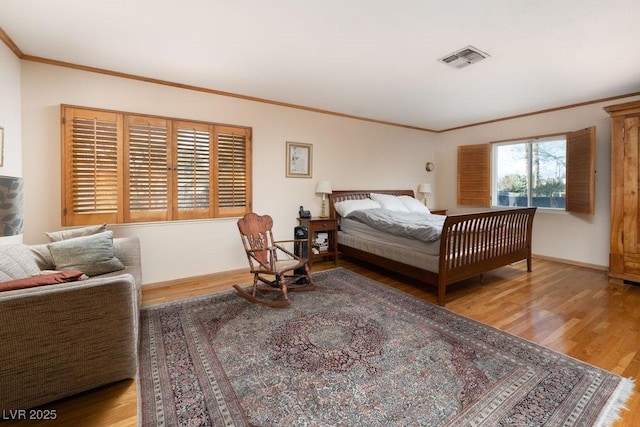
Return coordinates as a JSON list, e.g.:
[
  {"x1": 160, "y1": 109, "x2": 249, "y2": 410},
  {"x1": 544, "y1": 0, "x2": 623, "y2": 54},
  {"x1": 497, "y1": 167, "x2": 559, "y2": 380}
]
[{"x1": 329, "y1": 190, "x2": 537, "y2": 306}]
